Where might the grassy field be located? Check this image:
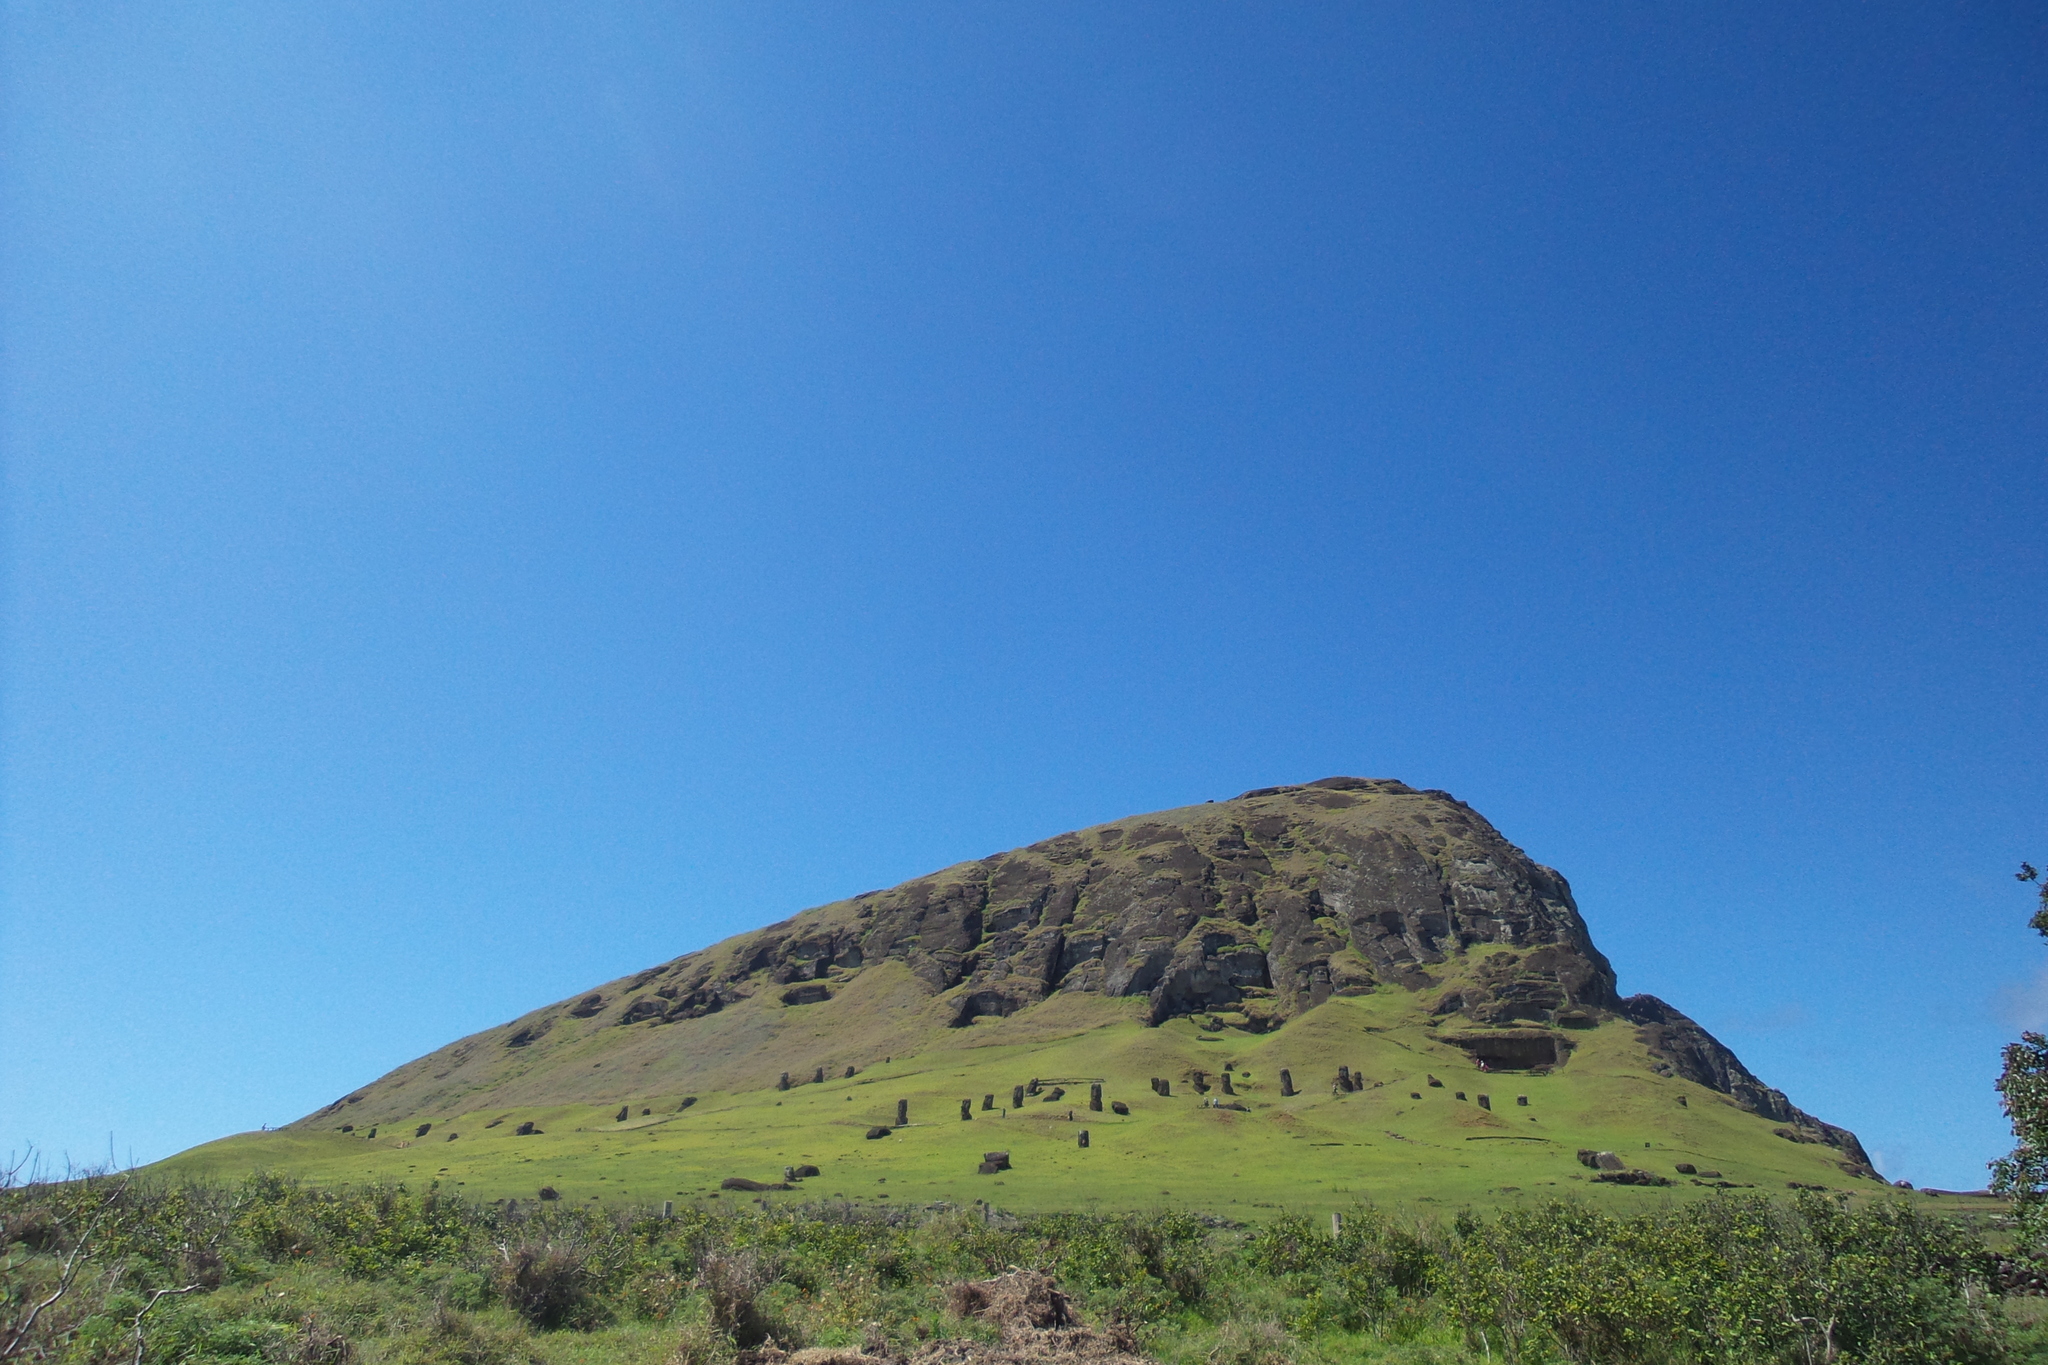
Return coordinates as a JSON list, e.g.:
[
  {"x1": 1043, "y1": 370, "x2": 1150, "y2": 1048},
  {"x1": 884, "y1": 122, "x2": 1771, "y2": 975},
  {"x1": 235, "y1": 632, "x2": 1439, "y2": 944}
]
[{"x1": 155, "y1": 989, "x2": 1933, "y2": 1218}]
